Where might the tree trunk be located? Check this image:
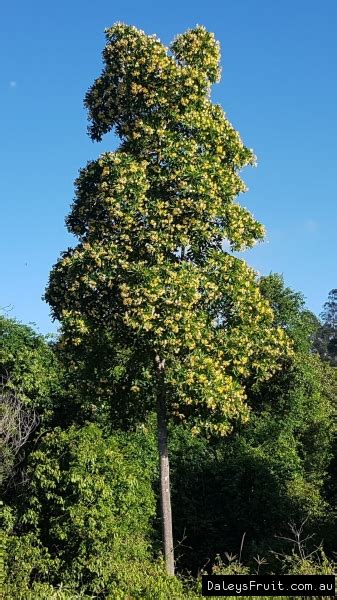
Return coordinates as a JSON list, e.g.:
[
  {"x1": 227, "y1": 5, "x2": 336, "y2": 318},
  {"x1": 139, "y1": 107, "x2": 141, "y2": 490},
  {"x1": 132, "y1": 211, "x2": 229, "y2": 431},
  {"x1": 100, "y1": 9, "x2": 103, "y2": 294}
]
[{"x1": 155, "y1": 353, "x2": 175, "y2": 576}]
